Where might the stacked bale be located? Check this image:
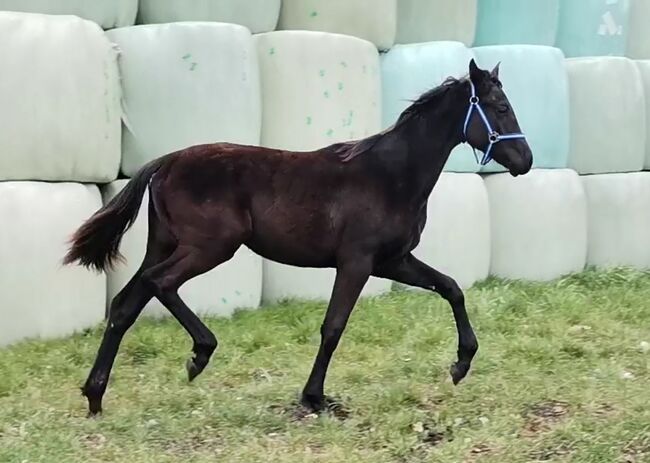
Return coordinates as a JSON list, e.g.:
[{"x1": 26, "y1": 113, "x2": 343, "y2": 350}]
[
  {"x1": 556, "y1": 0, "x2": 631, "y2": 57},
  {"x1": 278, "y1": 0, "x2": 397, "y2": 51},
  {"x1": 627, "y1": 0, "x2": 650, "y2": 59},
  {"x1": 565, "y1": 57, "x2": 645, "y2": 174},
  {"x1": 137, "y1": 0, "x2": 281, "y2": 33},
  {"x1": 474, "y1": 0, "x2": 560, "y2": 46},
  {"x1": 396, "y1": 0, "x2": 477, "y2": 46},
  {"x1": 582, "y1": 173, "x2": 650, "y2": 270},
  {"x1": 637, "y1": 61, "x2": 650, "y2": 168},
  {"x1": 0, "y1": 12, "x2": 121, "y2": 182},
  {"x1": 0, "y1": 0, "x2": 137, "y2": 29},
  {"x1": 0, "y1": 183, "x2": 105, "y2": 347},
  {"x1": 484, "y1": 169, "x2": 588, "y2": 281}
]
